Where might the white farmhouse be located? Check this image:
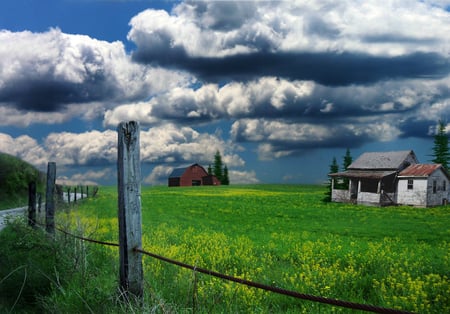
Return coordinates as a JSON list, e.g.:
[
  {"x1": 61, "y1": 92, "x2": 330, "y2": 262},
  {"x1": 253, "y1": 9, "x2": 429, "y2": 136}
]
[
  {"x1": 397, "y1": 164, "x2": 450, "y2": 207},
  {"x1": 329, "y1": 150, "x2": 450, "y2": 207}
]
